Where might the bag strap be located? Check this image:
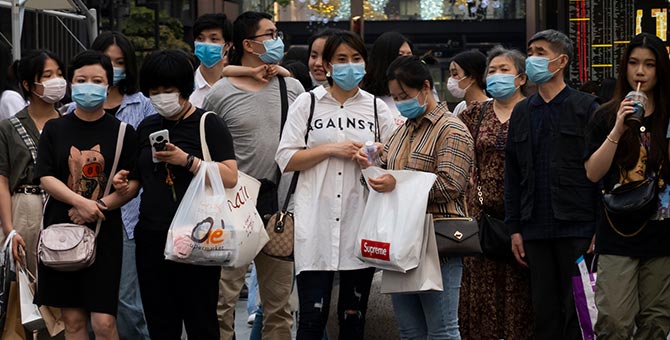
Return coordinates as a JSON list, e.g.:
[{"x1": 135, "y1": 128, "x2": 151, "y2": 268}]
[
  {"x1": 474, "y1": 101, "x2": 491, "y2": 206},
  {"x1": 275, "y1": 76, "x2": 290, "y2": 185},
  {"x1": 94, "y1": 122, "x2": 127, "y2": 236},
  {"x1": 9, "y1": 116, "x2": 48, "y2": 204},
  {"x1": 373, "y1": 96, "x2": 380, "y2": 143},
  {"x1": 279, "y1": 92, "x2": 315, "y2": 211},
  {"x1": 200, "y1": 111, "x2": 215, "y2": 161}
]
